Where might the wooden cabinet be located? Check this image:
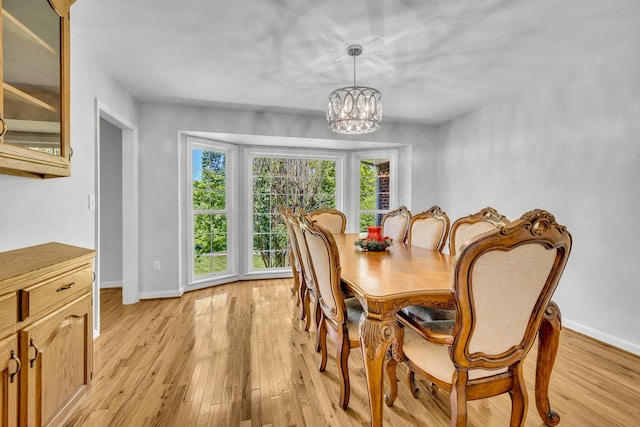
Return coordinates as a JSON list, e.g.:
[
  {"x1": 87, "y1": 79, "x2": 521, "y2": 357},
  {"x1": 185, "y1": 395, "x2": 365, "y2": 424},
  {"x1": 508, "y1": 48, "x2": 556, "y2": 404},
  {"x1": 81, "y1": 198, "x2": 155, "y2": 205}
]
[
  {"x1": 0, "y1": 0, "x2": 73, "y2": 178},
  {"x1": 20, "y1": 295, "x2": 91, "y2": 427},
  {"x1": 0, "y1": 242, "x2": 95, "y2": 427},
  {"x1": 0, "y1": 335, "x2": 20, "y2": 427}
]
